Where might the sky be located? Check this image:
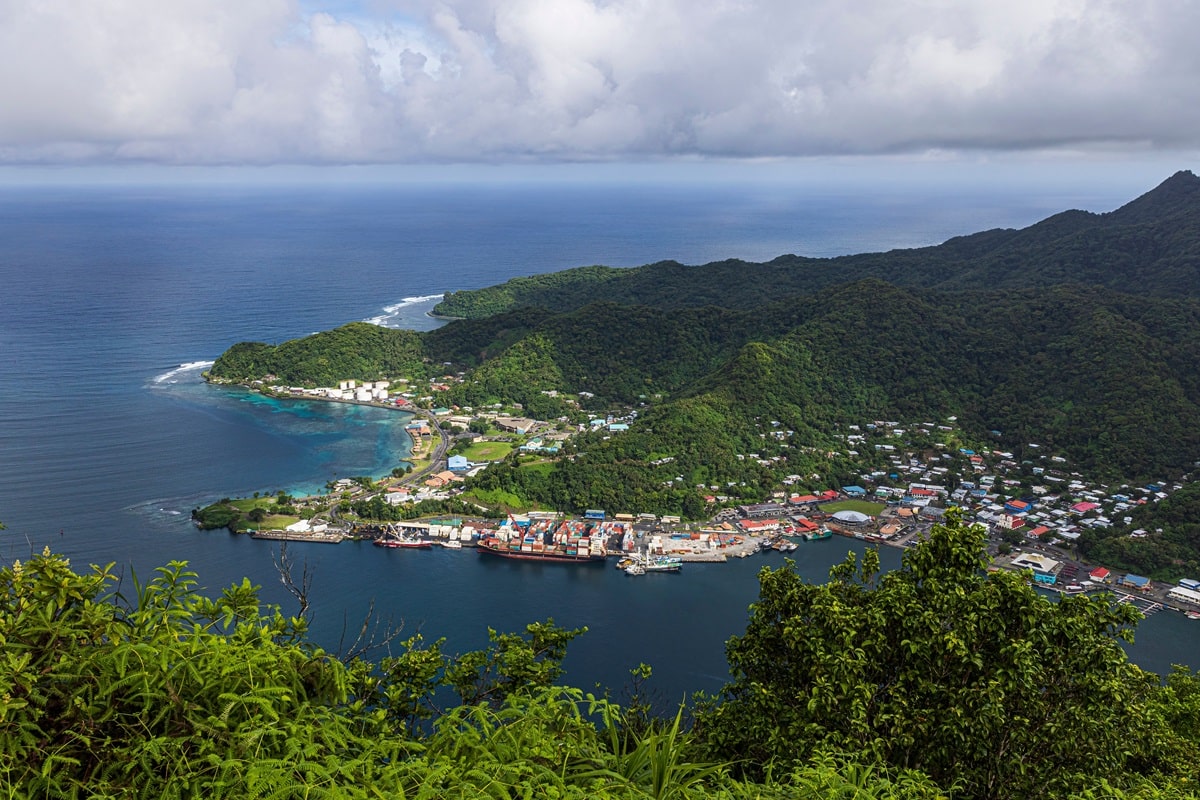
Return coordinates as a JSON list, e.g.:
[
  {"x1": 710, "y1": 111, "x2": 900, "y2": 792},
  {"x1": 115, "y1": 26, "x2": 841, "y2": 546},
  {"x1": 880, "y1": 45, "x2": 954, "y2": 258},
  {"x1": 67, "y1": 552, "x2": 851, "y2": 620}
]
[{"x1": 0, "y1": 0, "x2": 1198, "y2": 174}]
